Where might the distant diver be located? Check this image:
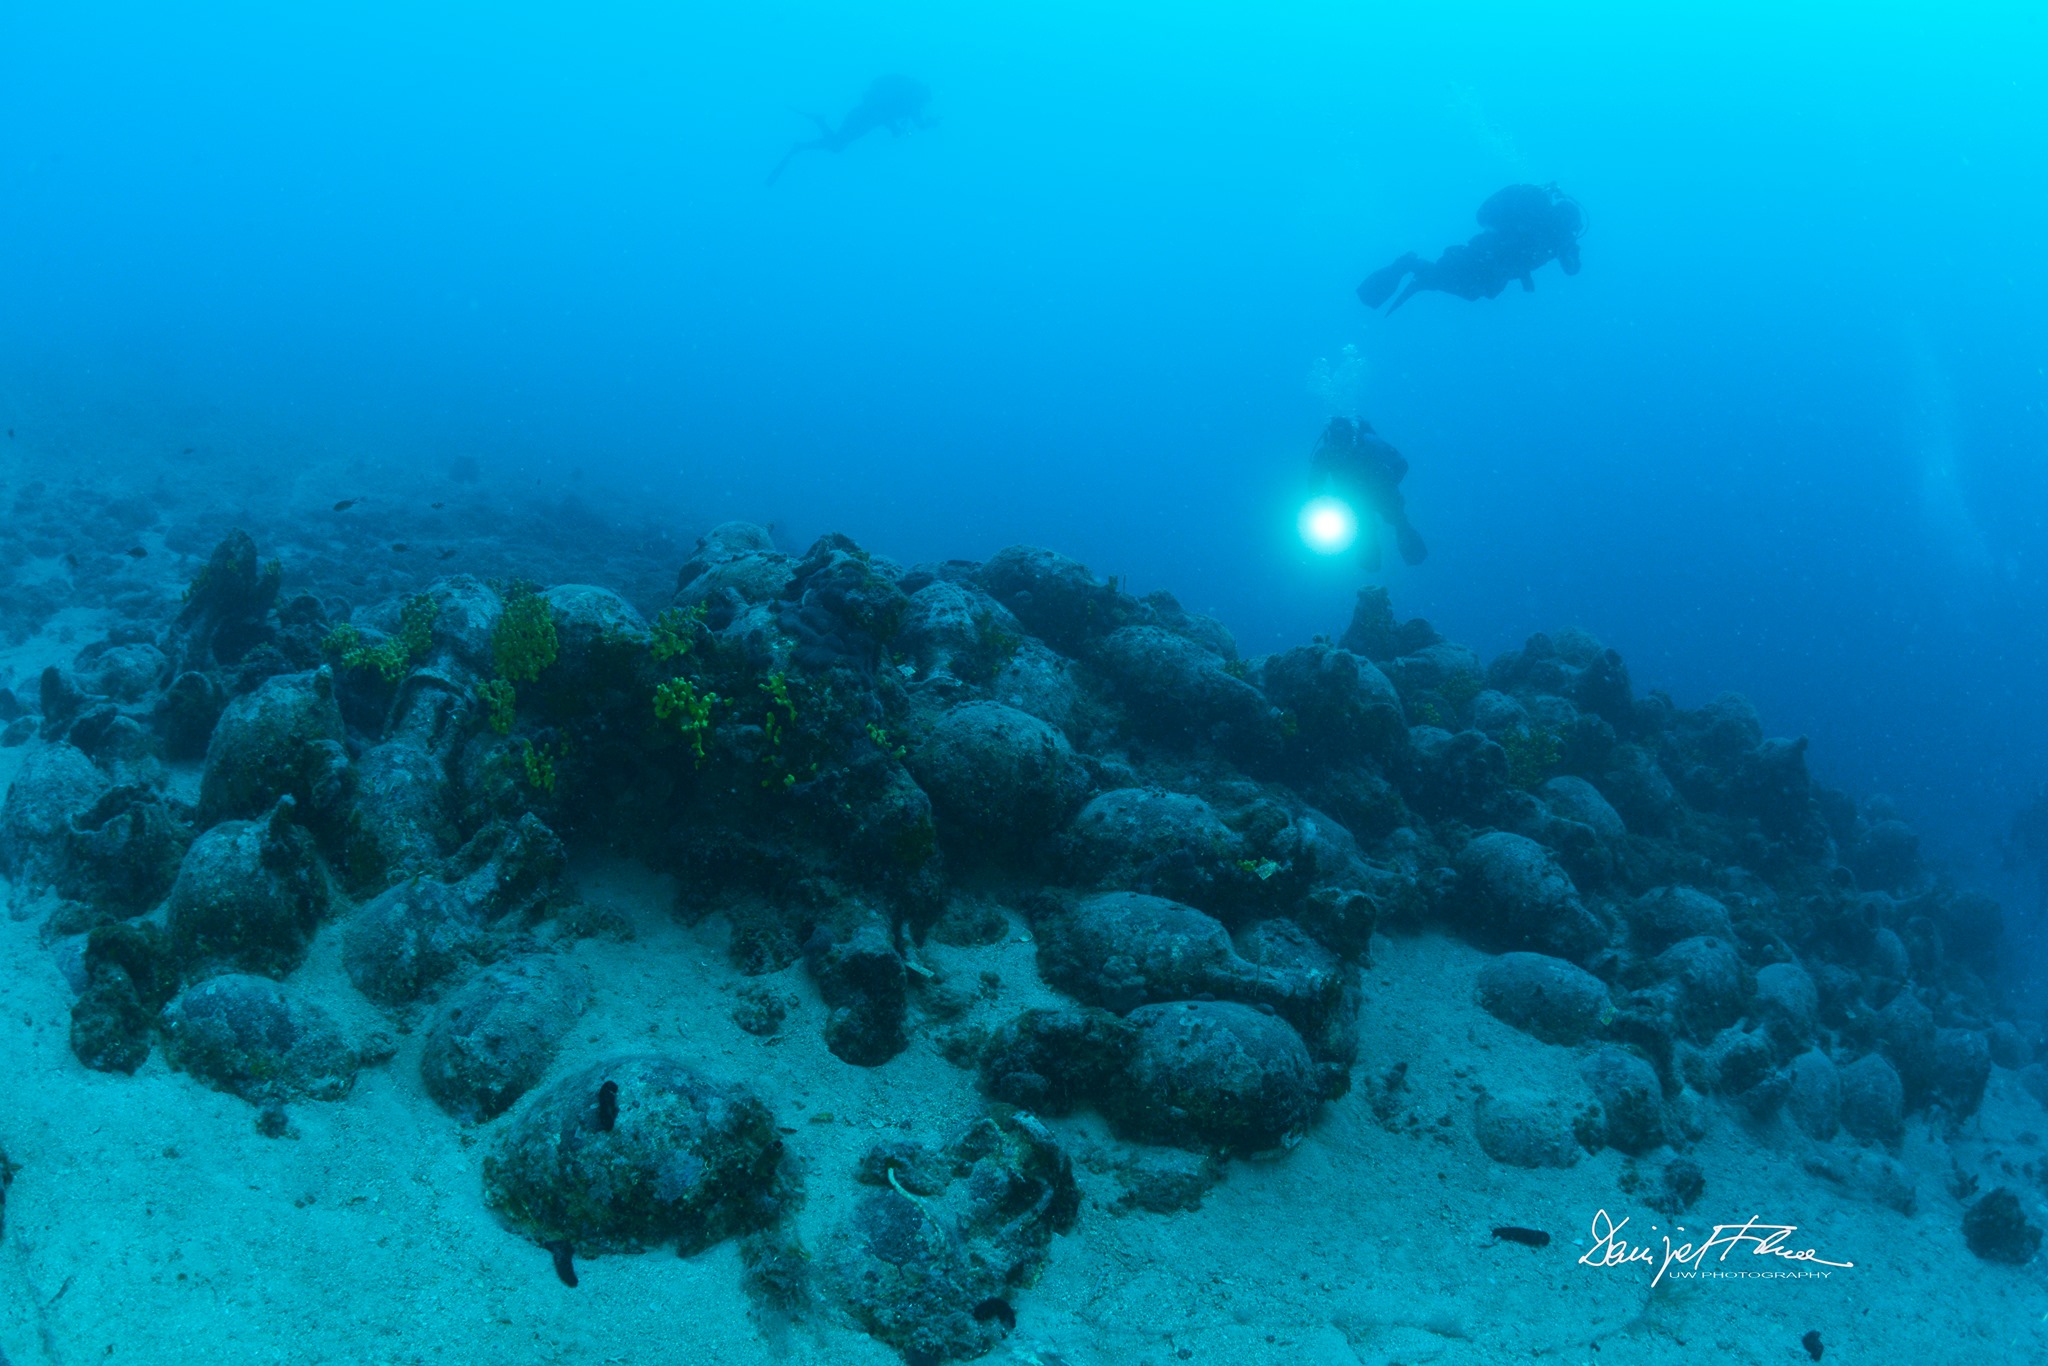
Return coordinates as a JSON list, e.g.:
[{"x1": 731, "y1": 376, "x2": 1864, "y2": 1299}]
[
  {"x1": 766, "y1": 75, "x2": 933, "y2": 186},
  {"x1": 1357, "y1": 183, "x2": 1584, "y2": 314},
  {"x1": 1311, "y1": 417, "x2": 1427, "y2": 570}
]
